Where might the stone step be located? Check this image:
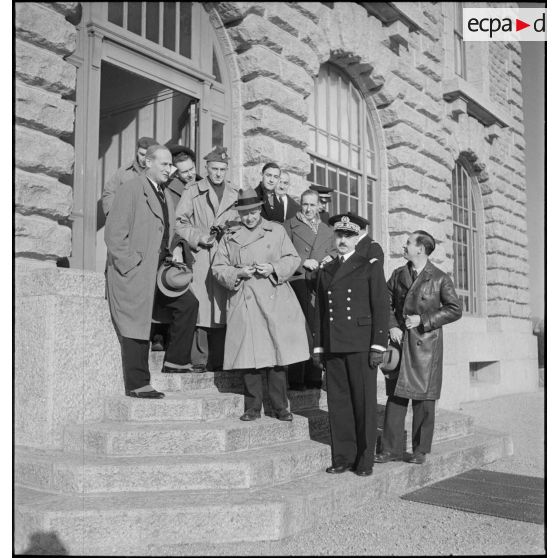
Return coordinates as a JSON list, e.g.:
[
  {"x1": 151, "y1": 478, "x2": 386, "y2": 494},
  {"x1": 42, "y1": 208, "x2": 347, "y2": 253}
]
[
  {"x1": 104, "y1": 391, "x2": 244, "y2": 422},
  {"x1": 14, "y1": 427, "x2": 512, "y2": 555},
  {"x1": 150, "y1": 369, "x2": 245, "y2": 394},
  {"x1": 63, "y1": 415, "x2": 310, "y2": 456},
  {"x1": 15, "y1": 439, "x2": 331, "y2": 494}
]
